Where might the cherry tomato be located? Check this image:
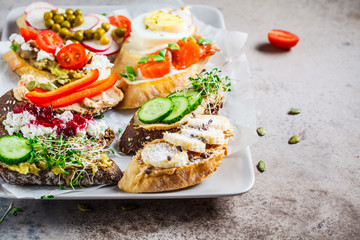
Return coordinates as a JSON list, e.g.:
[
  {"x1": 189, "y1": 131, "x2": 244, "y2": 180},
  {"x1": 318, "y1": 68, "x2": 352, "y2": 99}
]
[
  {"x1": 268, "y1": 29, "x2": 299, "y2": 49},
  {"x1": 109, "y1": 15, "x2": 132, "y2": 39},
  {"x1": 36, "y1": 30, "x2": 64, "y2": 54},
  {"x1": 20, "y1": 28, "x2": 37, "y2": 42},
  {"x1": 139, "y1": 50, "x2": 171, "y2": 79},
  {"x1": 170, "y1": 38, "x2": 201, "y2": 70},
  {"x1": 56, "y1": 43, "x2": 87, "y2": 70}
]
